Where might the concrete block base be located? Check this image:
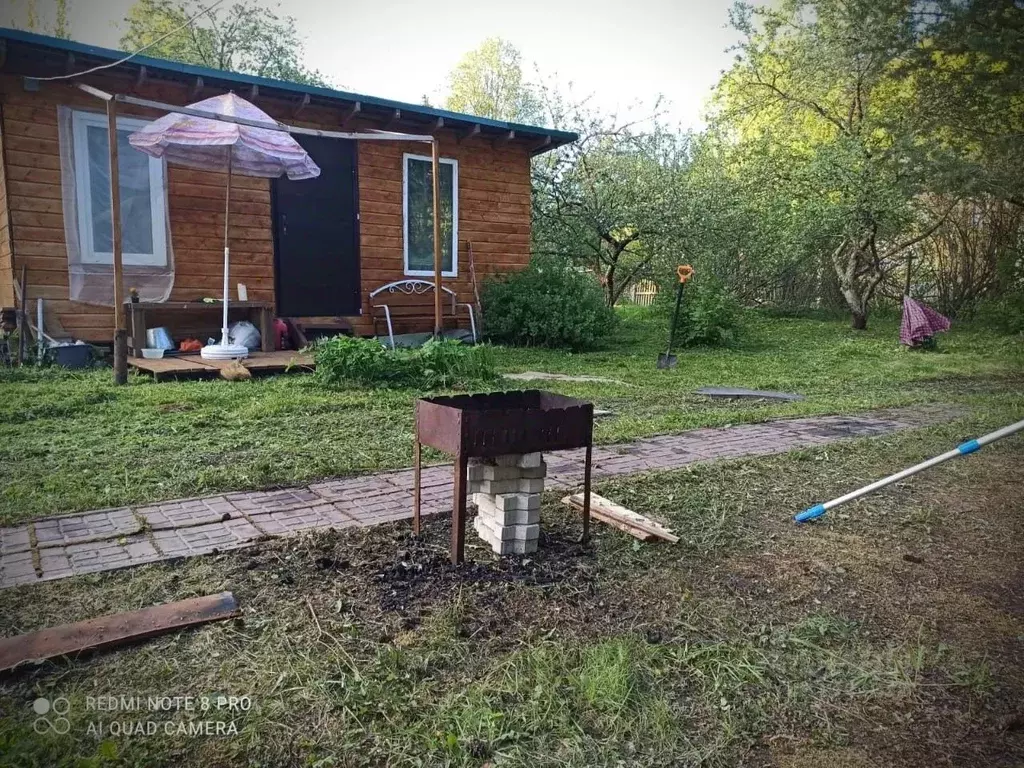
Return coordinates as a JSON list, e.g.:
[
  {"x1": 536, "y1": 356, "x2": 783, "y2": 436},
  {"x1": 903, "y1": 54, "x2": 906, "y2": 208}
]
[
  {"x1": 470, "y1": 453, "x2": 546, "y2": 555},
  {"x1": 474, "y1": 517, "x2": 539, "y2": 555}
]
